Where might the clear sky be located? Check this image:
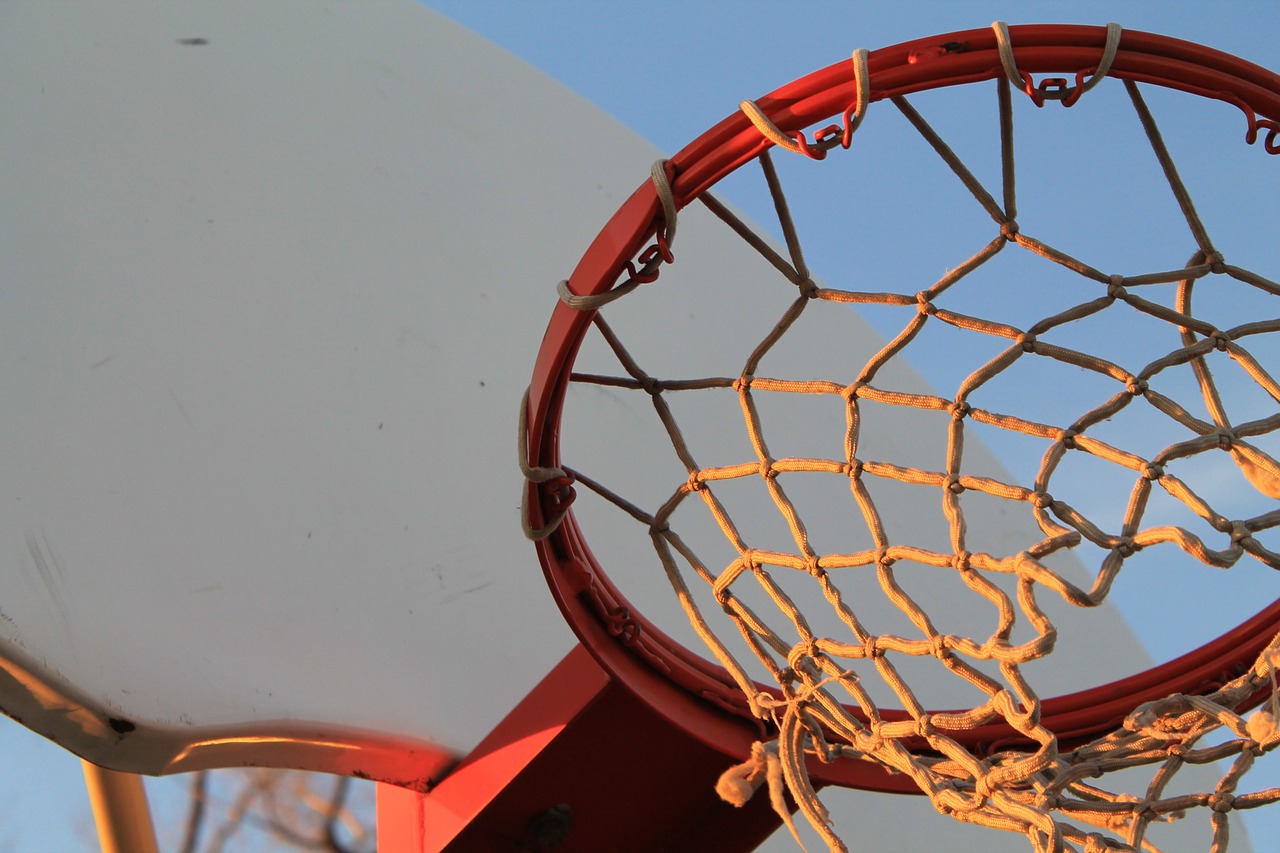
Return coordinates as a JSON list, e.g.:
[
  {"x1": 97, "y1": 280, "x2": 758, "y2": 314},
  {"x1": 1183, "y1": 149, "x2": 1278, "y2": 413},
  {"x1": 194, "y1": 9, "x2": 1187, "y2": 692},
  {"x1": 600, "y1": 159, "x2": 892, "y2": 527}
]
[{"x1": 3, "y1": 2, "x2": 1278, "y2": 851}]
